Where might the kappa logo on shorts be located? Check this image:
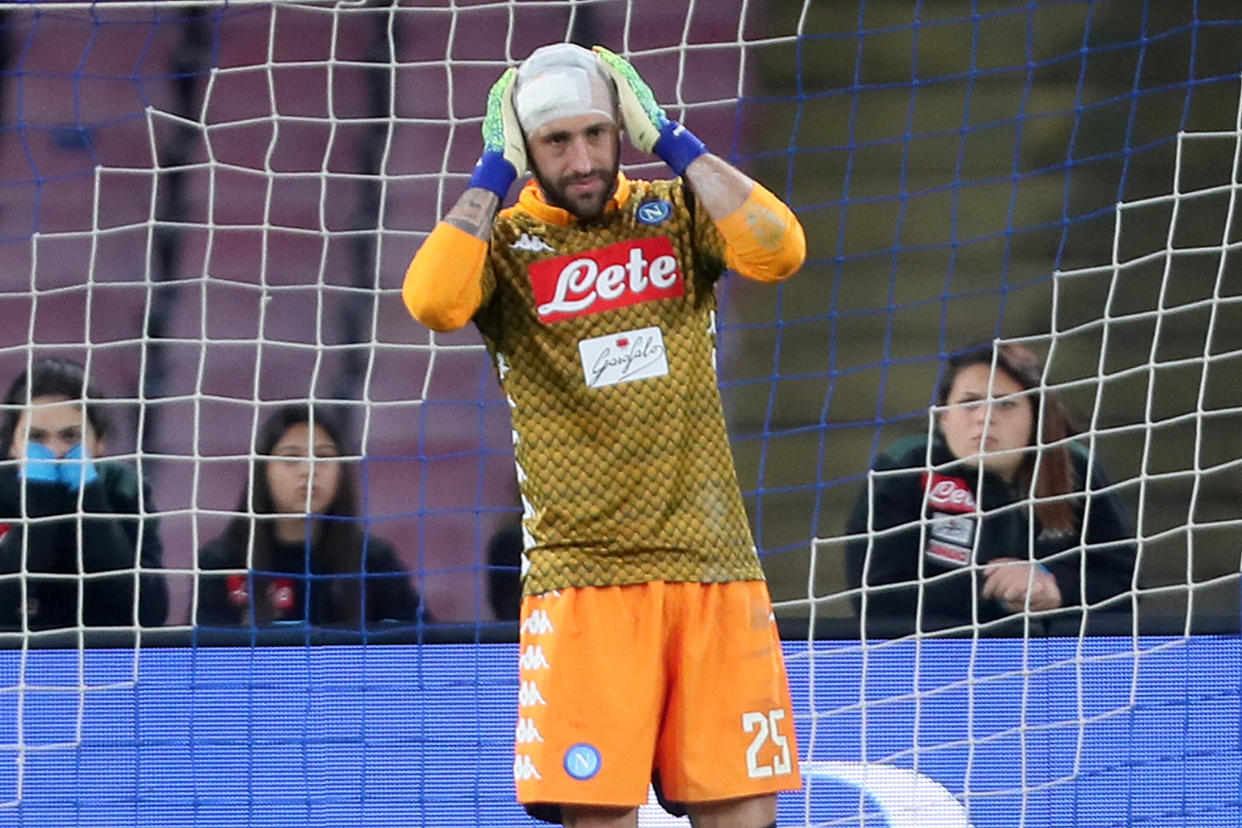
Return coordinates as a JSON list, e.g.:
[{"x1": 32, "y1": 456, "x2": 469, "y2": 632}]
[
  {"x1": 563, "y1": 743, "x2": 602, "y2": 780},
  {"x1": 521, "y1": 609, "x2": 554, "y2": 635},
  {"x1": 518, "y1": 680, "x2": 547, "y2": 708},
  {"x1": 515, "y1": 717, "x2": 544, "y2": 744},
  {"x1": 636, "y1": 199, "x2": 672, "y2": 225},
  {"x1": 519, "y1": 645, "x2": 551, "y2": 670},
  {"x1": 528, "y1": 237, "x2": 684, "y2": 323},
  {"x1": 514, "y1": 754, "x2": 542, "y2": 781}
]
